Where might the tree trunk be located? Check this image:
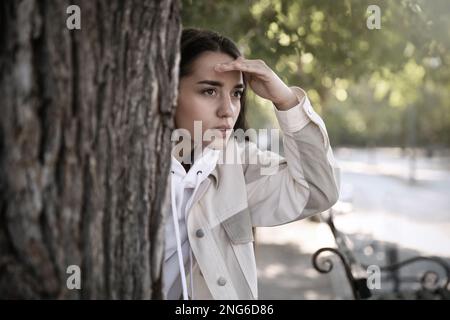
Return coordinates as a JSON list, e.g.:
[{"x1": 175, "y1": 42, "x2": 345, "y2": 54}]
[{"x1": 0, "y1": 0, "x2": 180, "y2": 299}]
